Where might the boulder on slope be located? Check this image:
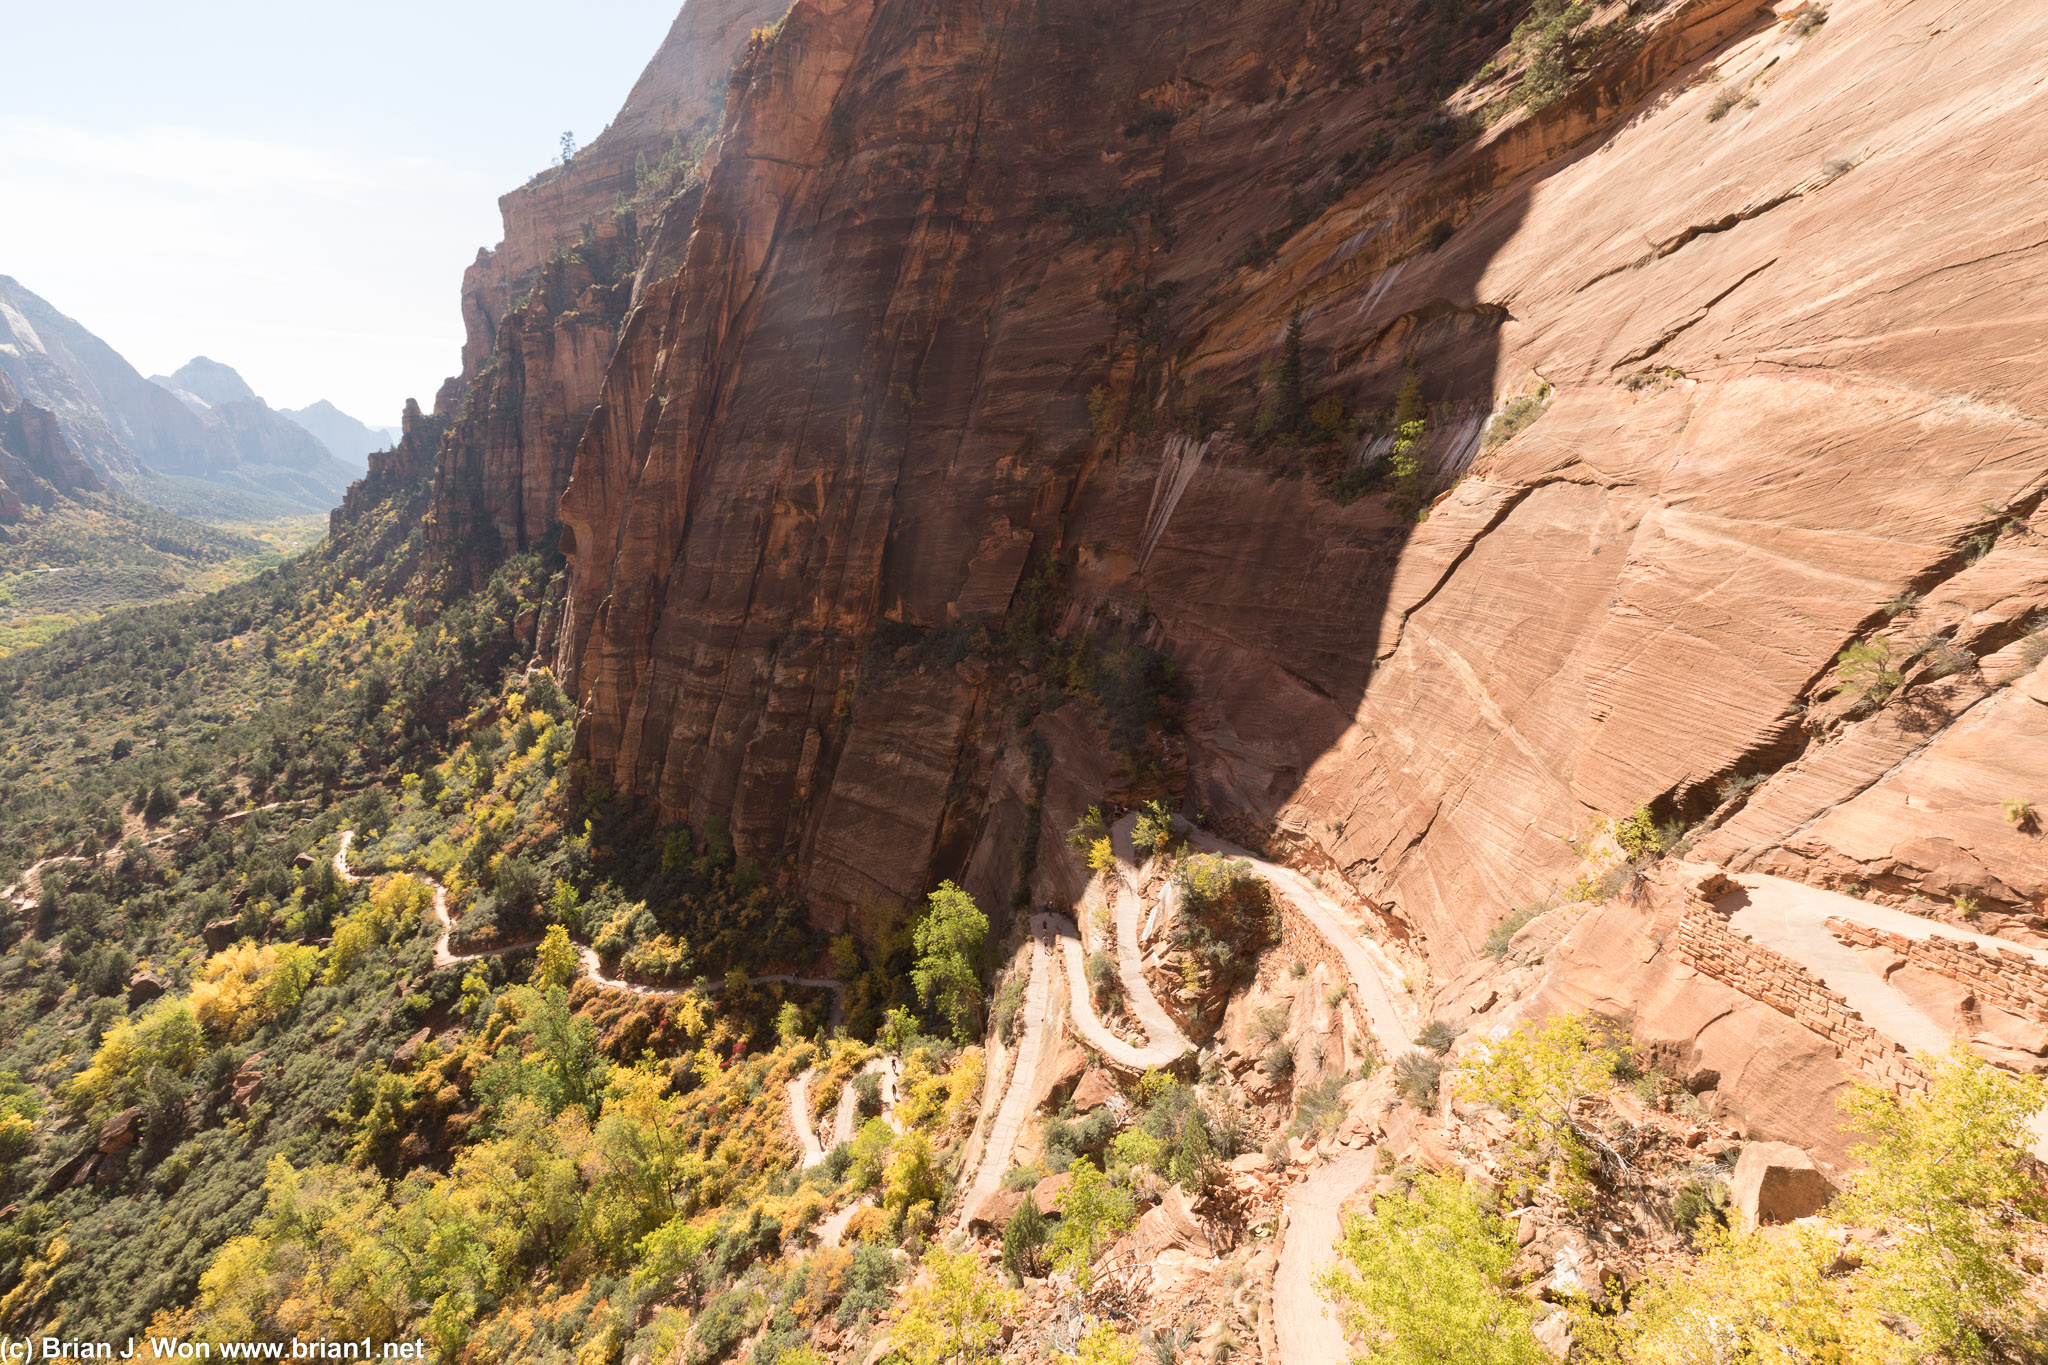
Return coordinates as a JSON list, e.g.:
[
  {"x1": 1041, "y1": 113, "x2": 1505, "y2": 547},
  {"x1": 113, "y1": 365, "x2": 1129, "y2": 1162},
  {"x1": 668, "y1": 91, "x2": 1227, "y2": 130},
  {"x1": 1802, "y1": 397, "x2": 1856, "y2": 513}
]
[{"x1": 1730, "y1": 1140, "x2": 1837, "y2": 1225}]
